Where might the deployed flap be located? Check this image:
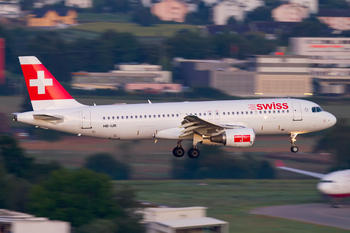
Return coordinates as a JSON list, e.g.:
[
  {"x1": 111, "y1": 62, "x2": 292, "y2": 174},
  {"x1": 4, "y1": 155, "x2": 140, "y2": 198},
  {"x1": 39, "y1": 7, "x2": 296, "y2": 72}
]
[
  {"x1": 33, "y1": 114, "x2": 63, "y2": 121},
  {"x1": 180, "y1": 115, "x2": 246, "y2": 138}
]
